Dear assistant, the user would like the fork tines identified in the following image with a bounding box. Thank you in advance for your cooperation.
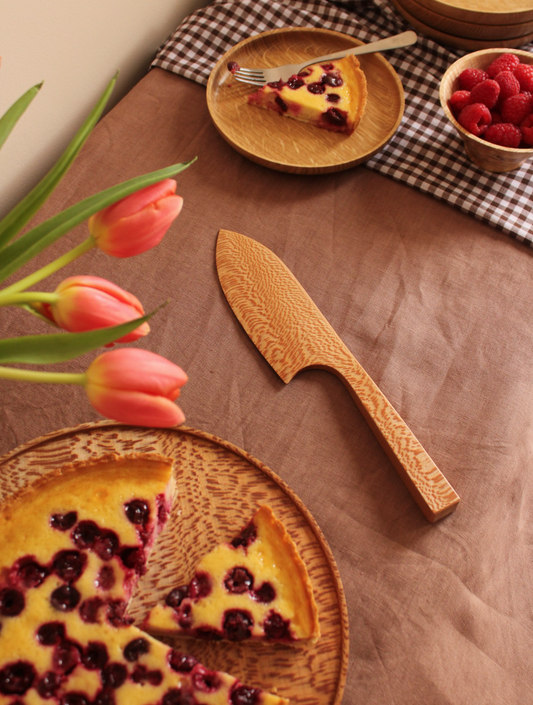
[234,76,265,86]
[234,68,263,76]
[233,69,266,86]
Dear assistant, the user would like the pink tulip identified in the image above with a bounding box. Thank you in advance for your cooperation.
[39,276,149,343]
[88,179,183,257]
[85,348,188,427]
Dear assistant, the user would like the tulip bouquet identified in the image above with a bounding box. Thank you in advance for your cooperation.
[0,73,193,427]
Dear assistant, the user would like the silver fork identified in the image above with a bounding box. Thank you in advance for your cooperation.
[232,30,417,86]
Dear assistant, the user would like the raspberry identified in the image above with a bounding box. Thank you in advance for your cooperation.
[449,90,471,115]
[494,70,520,102]
[457,103,491,136]
[486,53,521,78]
[501,92,533,125]
[490,111,503,124]
[484,123,522,148]
[520,114,533,146]
[458,67,488,91]
[469,79,500,109]
[513,63,533,93]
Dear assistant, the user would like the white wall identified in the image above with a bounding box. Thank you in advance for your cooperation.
[0,0,207,218]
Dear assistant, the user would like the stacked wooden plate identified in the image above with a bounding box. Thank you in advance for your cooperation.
[389,0,533,50]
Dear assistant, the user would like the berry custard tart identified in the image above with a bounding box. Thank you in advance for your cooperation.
[245,54,367,135]
[0,454,288,705]
[143,505,320,644]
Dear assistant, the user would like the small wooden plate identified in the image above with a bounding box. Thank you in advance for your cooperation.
[396,0,533,39]
[391,0,533,49]
[206,27,405,174]
[413,0,533,25]
[0,421,348,705]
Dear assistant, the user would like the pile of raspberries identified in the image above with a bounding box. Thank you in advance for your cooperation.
[448,53,533,148]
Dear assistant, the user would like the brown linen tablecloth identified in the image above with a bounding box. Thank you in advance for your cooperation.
[1,69,533,704]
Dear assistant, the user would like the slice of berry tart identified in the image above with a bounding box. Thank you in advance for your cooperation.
[0,454,288,705]
[143,505,320,644]
[245,54,367,135]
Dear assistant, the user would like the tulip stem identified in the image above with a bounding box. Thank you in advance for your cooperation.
[0,366,86,385]
[0,292,59,307]
[0,237,95,296]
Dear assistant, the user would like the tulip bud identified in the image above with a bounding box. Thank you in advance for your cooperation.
[88,179,183,257]
[39,276,149,343]
[85,348,188,427]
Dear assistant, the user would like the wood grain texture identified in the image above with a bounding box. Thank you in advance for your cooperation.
[216,230,460,523]
[390,0,533,48]
[412,0,533,25]
[439,49,533,172]
[0,421,348,705]
[394,0,533,40]
[206,27,404,174]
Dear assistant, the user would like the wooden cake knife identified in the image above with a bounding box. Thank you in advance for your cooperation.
[215,229,460,522]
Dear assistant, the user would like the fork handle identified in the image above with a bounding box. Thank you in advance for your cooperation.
[298,30,417,72]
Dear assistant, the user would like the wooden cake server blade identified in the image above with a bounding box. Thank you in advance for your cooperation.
[215,229,460,523]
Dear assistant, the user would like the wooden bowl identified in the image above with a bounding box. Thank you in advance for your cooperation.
[439,48,533,172]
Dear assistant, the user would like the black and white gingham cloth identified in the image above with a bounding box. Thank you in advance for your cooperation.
[152,0,533,246]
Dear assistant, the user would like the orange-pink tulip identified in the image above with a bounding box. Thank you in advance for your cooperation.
[88,179,183,257]
[85,348,188,427]
[39,276,149,343]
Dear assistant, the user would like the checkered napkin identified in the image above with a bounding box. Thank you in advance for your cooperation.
[152,0,533,246]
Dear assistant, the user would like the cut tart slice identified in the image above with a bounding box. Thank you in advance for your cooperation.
[246,54,367,135]
[0,454,289,705]
[144,505,320,644]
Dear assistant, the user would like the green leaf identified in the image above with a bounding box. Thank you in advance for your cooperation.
[0,82,42,152]
[0,157,196,285]
[0,310,158,364]
[0,73,118,251]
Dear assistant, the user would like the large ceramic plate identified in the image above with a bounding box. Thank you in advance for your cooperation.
[206,27,405,174]
[0,421,349,705]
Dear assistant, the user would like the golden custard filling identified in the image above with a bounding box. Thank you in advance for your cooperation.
[144,505,320,643]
